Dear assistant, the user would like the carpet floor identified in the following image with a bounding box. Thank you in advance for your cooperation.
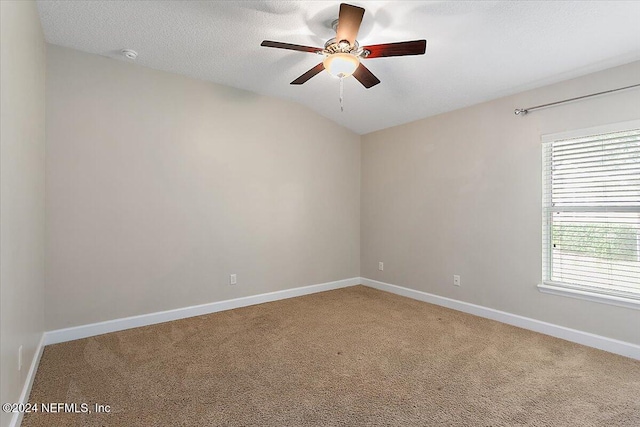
[23,285,640,426]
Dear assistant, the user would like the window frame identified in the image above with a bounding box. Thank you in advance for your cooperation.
[539,119,640,310]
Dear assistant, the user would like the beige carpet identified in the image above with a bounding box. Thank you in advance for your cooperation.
[23,286,640,426]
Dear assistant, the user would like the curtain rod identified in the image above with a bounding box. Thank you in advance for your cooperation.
[514,83,640,116]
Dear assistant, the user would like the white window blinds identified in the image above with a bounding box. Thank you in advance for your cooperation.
[542,122,640,302]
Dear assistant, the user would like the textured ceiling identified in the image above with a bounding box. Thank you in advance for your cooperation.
[37,1,640,135]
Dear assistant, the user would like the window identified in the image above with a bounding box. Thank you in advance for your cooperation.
[540,120,640,309]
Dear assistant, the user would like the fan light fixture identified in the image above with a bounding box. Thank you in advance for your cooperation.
[261,3,427,90]
[323,53,360,78]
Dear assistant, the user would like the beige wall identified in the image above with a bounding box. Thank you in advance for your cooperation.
[0,1,47,426]
[45,45,361,330]
[35,32,640,349]
[361,61,640,345]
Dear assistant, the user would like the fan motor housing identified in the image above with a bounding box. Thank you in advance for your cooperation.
[322,38,369,58]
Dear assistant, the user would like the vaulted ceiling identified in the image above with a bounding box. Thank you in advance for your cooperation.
[37,1,640,134]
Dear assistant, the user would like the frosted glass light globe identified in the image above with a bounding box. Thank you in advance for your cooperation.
[323,53,360,78]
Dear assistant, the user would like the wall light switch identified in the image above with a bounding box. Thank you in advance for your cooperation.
[453,275,460,286]
[230,274,237,285]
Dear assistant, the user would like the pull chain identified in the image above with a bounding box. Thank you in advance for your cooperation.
[339,76,344,112]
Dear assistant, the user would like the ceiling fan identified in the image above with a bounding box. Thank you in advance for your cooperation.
[261,3,427,89]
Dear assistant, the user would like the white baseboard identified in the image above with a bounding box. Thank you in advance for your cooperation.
[10,333,45,427]
[42,276,640,359]
[360,277,640,360]
[44,277,361,345]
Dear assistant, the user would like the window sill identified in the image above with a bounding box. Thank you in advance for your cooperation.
[538,282,640,310]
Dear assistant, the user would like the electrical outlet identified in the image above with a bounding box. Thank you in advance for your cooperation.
[229,274,237,285]
[378,262,384,271]
[453,275,460,287]
[18,345,23,371]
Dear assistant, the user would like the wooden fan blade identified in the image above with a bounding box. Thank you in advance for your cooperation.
[291,63,325,85]
[261,40,322,54]
[352,63,380,89]
[336,3,365,47]
[363,40,427,58]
